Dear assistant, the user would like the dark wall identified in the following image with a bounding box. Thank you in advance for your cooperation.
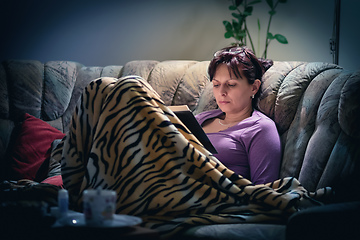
[0,0,358,70]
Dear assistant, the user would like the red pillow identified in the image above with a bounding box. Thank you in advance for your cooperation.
[9,113,65,182]
[41,175,63,187]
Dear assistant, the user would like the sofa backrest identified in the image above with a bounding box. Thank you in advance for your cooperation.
[1,59,359,192]
[259,62,360,192]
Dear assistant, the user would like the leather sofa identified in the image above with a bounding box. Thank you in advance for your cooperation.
[1,59,359,240]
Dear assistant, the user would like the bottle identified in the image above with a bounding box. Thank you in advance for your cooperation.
[58,189,69,219]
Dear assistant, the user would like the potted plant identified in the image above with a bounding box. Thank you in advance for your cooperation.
[223,0,288,58]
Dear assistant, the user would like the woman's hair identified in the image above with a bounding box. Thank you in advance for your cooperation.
[208,46,273,109]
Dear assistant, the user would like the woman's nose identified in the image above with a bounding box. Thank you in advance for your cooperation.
[220,86,227,96]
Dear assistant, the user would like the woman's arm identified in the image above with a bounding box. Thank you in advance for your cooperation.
[248,119,281,184]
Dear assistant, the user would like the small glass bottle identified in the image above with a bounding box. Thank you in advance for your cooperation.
[58,189,69,219]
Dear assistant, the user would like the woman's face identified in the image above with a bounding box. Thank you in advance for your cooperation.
[212,64,257,115]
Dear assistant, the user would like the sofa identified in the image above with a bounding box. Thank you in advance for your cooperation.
[0,59,359,240]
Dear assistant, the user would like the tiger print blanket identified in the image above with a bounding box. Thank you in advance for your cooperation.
[58,76,331,238]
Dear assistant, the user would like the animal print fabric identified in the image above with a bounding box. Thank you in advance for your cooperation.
[60,76,330,238]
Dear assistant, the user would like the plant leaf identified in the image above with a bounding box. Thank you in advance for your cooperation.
[265,0,274,9]
[248,0,262,5]
[279,0,287,3]
[267,32,275,39]
[234,34,242,42]
[232,12,242,19]
[223,20,233,31]
[235,0,244,7]
[275,34,288,44]
[257,18,261,30]
[223,20,231,26]
[232,20,241,31]
[229,5,237,11]
[269,10,276,15]
[225,31,234,38]
[244,6,253,16]
[239,29,247,37]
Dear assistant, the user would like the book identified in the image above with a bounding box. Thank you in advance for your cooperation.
[168,105,217,154]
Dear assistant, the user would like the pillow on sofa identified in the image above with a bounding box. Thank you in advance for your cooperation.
[41,175,63,186]
[8,113,65,183]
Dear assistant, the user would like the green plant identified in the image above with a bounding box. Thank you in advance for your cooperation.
[223,0,288,58]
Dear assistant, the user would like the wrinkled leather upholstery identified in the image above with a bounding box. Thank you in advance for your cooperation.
[1,59,359,194]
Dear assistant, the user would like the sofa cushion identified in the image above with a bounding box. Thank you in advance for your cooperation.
[8,113,65,182]
[0,119,15,181]
[183,223,286,240]
[147,60,198,106]
[0,119,14,161]
[286,201,360,240]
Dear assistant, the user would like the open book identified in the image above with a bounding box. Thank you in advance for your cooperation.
[168,105,217,154]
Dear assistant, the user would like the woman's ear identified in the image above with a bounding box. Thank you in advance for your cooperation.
[252,79,261,95]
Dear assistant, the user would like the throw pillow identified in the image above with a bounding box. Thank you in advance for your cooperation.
[41,175,63,186]
[9,113,65,182]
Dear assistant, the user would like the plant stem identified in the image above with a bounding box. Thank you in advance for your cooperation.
[263,0,279,58]
[245,25,256,55]
[263,16,272,58]
[242,0,256,54]
[234,0,245,46]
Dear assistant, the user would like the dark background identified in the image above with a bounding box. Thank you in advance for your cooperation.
[0,0,358,70]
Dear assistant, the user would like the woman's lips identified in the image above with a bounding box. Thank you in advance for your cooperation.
[218,101,230,104]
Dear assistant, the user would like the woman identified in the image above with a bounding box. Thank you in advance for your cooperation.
[196,46,281,184]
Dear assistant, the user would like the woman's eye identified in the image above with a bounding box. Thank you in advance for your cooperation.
[228,84,236,87]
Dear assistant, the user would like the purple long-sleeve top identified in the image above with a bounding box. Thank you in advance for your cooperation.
[195,109,281,184]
